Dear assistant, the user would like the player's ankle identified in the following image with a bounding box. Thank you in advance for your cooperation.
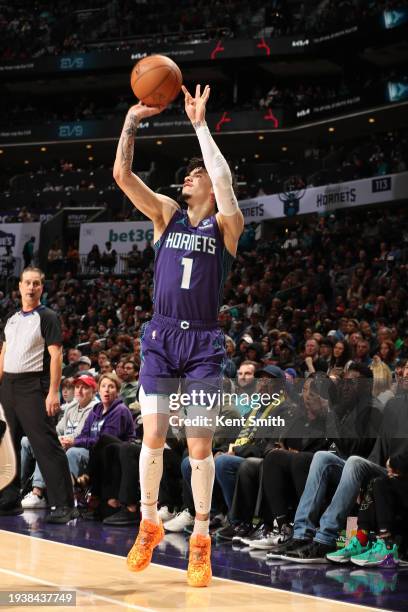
[141,502,160,524]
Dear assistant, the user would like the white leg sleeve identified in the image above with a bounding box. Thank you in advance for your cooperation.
[139,443,164,524]
[189,454,215,515]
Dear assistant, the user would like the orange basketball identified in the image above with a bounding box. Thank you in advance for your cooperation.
[130,55,183,107]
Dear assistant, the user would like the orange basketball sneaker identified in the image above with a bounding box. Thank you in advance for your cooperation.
[127,519,164,572]
[187,534,212,587]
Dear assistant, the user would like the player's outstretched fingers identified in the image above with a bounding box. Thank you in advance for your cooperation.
[181,85,193,102]
[202,85,210,103]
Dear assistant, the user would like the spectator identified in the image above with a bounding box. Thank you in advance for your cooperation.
[327,340,351,378]
[354,339,372,366]
[378,339,397,372]
[58,377,76,419]
[234,360,258,416]
[73,373,134,454]
[297,338,328,377]
[86,245,101,271]
[20,374,97,508]
[22,237,35,268]
[47,242,63,275]
[120,360,139,409]
[371,356,394,409]
[100,242,117,272]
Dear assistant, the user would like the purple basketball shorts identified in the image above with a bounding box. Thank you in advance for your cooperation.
[139,313,226,417]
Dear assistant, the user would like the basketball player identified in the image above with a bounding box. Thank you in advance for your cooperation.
[113,84,244,587]
[0,405,16,492]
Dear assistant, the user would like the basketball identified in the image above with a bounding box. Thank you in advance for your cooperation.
[130,54,183,107]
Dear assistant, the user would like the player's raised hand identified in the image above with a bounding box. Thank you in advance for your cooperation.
[127,102,164,121]
[182,84,210,125]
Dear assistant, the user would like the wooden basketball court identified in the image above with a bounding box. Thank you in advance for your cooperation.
[0,530,383,611]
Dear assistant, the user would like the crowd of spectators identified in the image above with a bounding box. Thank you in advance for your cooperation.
[0,1,406,61]
[2,204,408,371]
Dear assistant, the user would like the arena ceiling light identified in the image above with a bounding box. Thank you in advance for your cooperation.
[40,147,47,152]
[281,146,288,151]
[328,127,335,132]
[258,135,264,140]
[254,153,260,159]
[24,160,29,164]
[156,140,163,145]
[368,117,376,123]
[88,156,94,161]
[0,149,3,154]
[86,144,93,149]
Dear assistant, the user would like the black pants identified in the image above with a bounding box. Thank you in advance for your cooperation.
[261,450,314,525]
[87,434,122,499]
[89,437,183,508]
[0,373,73,507]
[230,457,263,524]
[359,475,408,536]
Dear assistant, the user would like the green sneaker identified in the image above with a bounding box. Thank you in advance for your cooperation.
[351,538,399,567]
[326,536,371,564]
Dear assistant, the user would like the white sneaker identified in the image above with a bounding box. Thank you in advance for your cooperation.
[249,528,280,550]
[22,491,48,509]
[158,506,177,523]
[163,508,194,532]
[249,524,293,550]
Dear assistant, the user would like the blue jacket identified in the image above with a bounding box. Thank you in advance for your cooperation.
[74,397,135,449]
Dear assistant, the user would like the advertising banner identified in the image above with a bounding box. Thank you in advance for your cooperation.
[239,172,408,223]
[0,36,308,77]
[0,109,284,145]
[79,221,153,255]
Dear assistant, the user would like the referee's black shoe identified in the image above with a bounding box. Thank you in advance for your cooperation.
[0,498,23,515]
[45,506,79,524]
[0,486,23,516]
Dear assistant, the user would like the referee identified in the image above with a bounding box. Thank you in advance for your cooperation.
[0,267,76,523]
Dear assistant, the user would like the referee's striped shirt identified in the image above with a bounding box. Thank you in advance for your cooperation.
[1,305,62,380]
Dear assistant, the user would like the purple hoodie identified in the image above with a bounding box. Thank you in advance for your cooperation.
[74,398,135,450]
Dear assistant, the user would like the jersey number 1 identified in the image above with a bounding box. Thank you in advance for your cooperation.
[180,257,193,289]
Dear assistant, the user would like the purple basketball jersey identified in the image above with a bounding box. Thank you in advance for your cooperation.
[153,210,234,322]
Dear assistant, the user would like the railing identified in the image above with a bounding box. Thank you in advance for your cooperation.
[46,254,148,277]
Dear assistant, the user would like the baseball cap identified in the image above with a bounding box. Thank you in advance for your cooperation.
[74,375,97,390]
[284,368,297,379]
[241,334,253,344]
[78,356,92,366]
[255,365,285,379]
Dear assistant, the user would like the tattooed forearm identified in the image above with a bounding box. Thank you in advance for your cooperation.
[193,120,207,130]
[119,114,139,171]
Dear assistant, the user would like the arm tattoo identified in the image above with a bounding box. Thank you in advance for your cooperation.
[193,120,207,130]
[120,114,139,170]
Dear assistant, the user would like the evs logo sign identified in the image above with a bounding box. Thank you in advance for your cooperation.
[60,57,85,70]
[58,125,84,138]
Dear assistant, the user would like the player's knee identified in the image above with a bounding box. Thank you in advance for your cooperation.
[188,439,212,460]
